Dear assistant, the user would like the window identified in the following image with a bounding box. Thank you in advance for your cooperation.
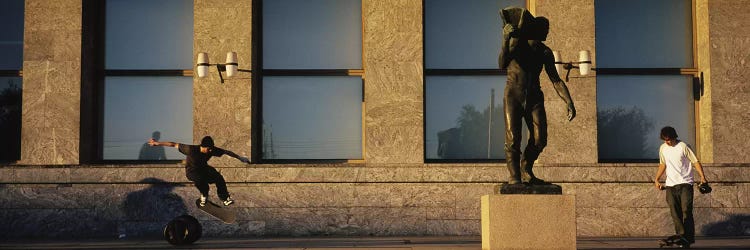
[595,0,696,161]
[0,0,24,162]
[101,0,193,160]
[424,0,525,161]
[261,0,363,160]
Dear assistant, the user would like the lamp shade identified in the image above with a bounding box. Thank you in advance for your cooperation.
[196,52,209,78]
[552,51,563,75]
[225,52,238,77]
[578,50,591,76]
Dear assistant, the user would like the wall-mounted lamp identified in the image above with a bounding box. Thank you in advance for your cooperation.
[196,52,251,83]
[553,50,594,82]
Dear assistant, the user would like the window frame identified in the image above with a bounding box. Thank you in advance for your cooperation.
[254,0,366,163]
[594,0,700,163]
[0,0,25,163]
[84,0,193,164]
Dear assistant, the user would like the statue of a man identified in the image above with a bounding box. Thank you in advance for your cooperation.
[499,10,576,185]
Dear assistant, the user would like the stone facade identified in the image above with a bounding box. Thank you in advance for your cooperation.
[4,0,750,239]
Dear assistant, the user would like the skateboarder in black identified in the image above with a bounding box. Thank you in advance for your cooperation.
[149,136,250,206]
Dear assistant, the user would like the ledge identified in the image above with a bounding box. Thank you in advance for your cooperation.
[1,163,747,184]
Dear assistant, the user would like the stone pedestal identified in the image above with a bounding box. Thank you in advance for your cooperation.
[481,194,576,250]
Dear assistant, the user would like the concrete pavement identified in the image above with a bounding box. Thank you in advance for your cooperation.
[2,236,750,249]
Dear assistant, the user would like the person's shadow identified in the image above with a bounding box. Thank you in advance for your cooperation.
[139,131,166,160]
[119,178,187,238]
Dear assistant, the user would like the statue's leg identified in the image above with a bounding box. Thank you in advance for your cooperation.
[521,100,548,184]
[503,92,523,184]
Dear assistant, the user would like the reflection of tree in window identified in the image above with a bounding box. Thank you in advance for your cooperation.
[0,80,21,161]
[597,106,654,160]
[437,104,504,159]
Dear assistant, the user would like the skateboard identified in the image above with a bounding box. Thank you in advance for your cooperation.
[195,199,237,224]
[659,235,690,248]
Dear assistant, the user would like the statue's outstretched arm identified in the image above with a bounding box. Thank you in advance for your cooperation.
[544,48,576,121]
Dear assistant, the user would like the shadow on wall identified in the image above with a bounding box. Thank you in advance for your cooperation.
[701,214,750,236]
[119,178,187,238]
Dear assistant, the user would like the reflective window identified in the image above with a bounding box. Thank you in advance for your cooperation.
[595,0,695,161]
[106,0,193,69]
[263,0,361,69]
[425,0,525,69]
[103,77,193,160]
[0,0,24,162]
[424,0,525,161]
[263,76,362,159]
[597,76,695,160]
[425,76,508,159]
[0,78,22,162]
[103,0,193,160]
[261,0,363,160]
[595,0,692,68]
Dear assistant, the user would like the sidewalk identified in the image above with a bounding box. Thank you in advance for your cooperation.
[2,236,750,249]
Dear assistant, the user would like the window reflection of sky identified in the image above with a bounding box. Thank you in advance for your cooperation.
[263,0,361,69]
[595,0,692,68]
[425,0,525,69]
[263,76,362,159]
[0,0,24,70]
[103,77,193,160]
[105,0,193,69]
[597,75,695,160]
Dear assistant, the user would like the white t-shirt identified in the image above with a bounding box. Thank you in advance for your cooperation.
[659,141,700,187]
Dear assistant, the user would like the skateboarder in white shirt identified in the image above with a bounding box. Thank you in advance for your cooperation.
[653,126,708,247]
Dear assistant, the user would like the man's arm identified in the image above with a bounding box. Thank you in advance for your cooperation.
[222,149,250,164]
[694,162,708,184]
[654,163,666,190]
[148,138,179,148]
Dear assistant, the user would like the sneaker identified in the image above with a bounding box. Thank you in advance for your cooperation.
[199,196,207,207]
[222,197,234,206]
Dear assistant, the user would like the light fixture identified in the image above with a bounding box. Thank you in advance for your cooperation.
[553,50,594,82]
[195,52,251,83]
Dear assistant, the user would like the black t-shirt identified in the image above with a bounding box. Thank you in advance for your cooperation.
[178,144,226,176]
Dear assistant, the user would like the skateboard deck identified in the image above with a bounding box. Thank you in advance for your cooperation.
[658,235,690,248]
[195,199,236,224]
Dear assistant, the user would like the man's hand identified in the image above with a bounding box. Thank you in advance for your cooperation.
[238,156,250,164]
[654,180,664,191]
[148,138,159,146]
[567,103,576,121]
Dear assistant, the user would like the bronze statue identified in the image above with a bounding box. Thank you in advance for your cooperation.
[499,8,575,185]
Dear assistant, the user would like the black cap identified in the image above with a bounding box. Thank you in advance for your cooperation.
[200,136,214,147]
[698,183,712,194]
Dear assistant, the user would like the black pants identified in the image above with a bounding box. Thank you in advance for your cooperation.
[666,183,695,243]
[188,166,229,200]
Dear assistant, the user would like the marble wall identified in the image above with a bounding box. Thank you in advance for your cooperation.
[363,0,424,164]
[706,0,750,163]
[193,0,254,165]
[20,0,82,165]
[1,164,749,238]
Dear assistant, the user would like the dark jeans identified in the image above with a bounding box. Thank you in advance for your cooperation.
[666,183,695,243]
[188,166,229,200]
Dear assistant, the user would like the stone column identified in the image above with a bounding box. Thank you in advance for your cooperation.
[534,0,598,164]
[705,0,750,163]
[363,0,424,164]
[21,0,82,165]
[193,0,253,165]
